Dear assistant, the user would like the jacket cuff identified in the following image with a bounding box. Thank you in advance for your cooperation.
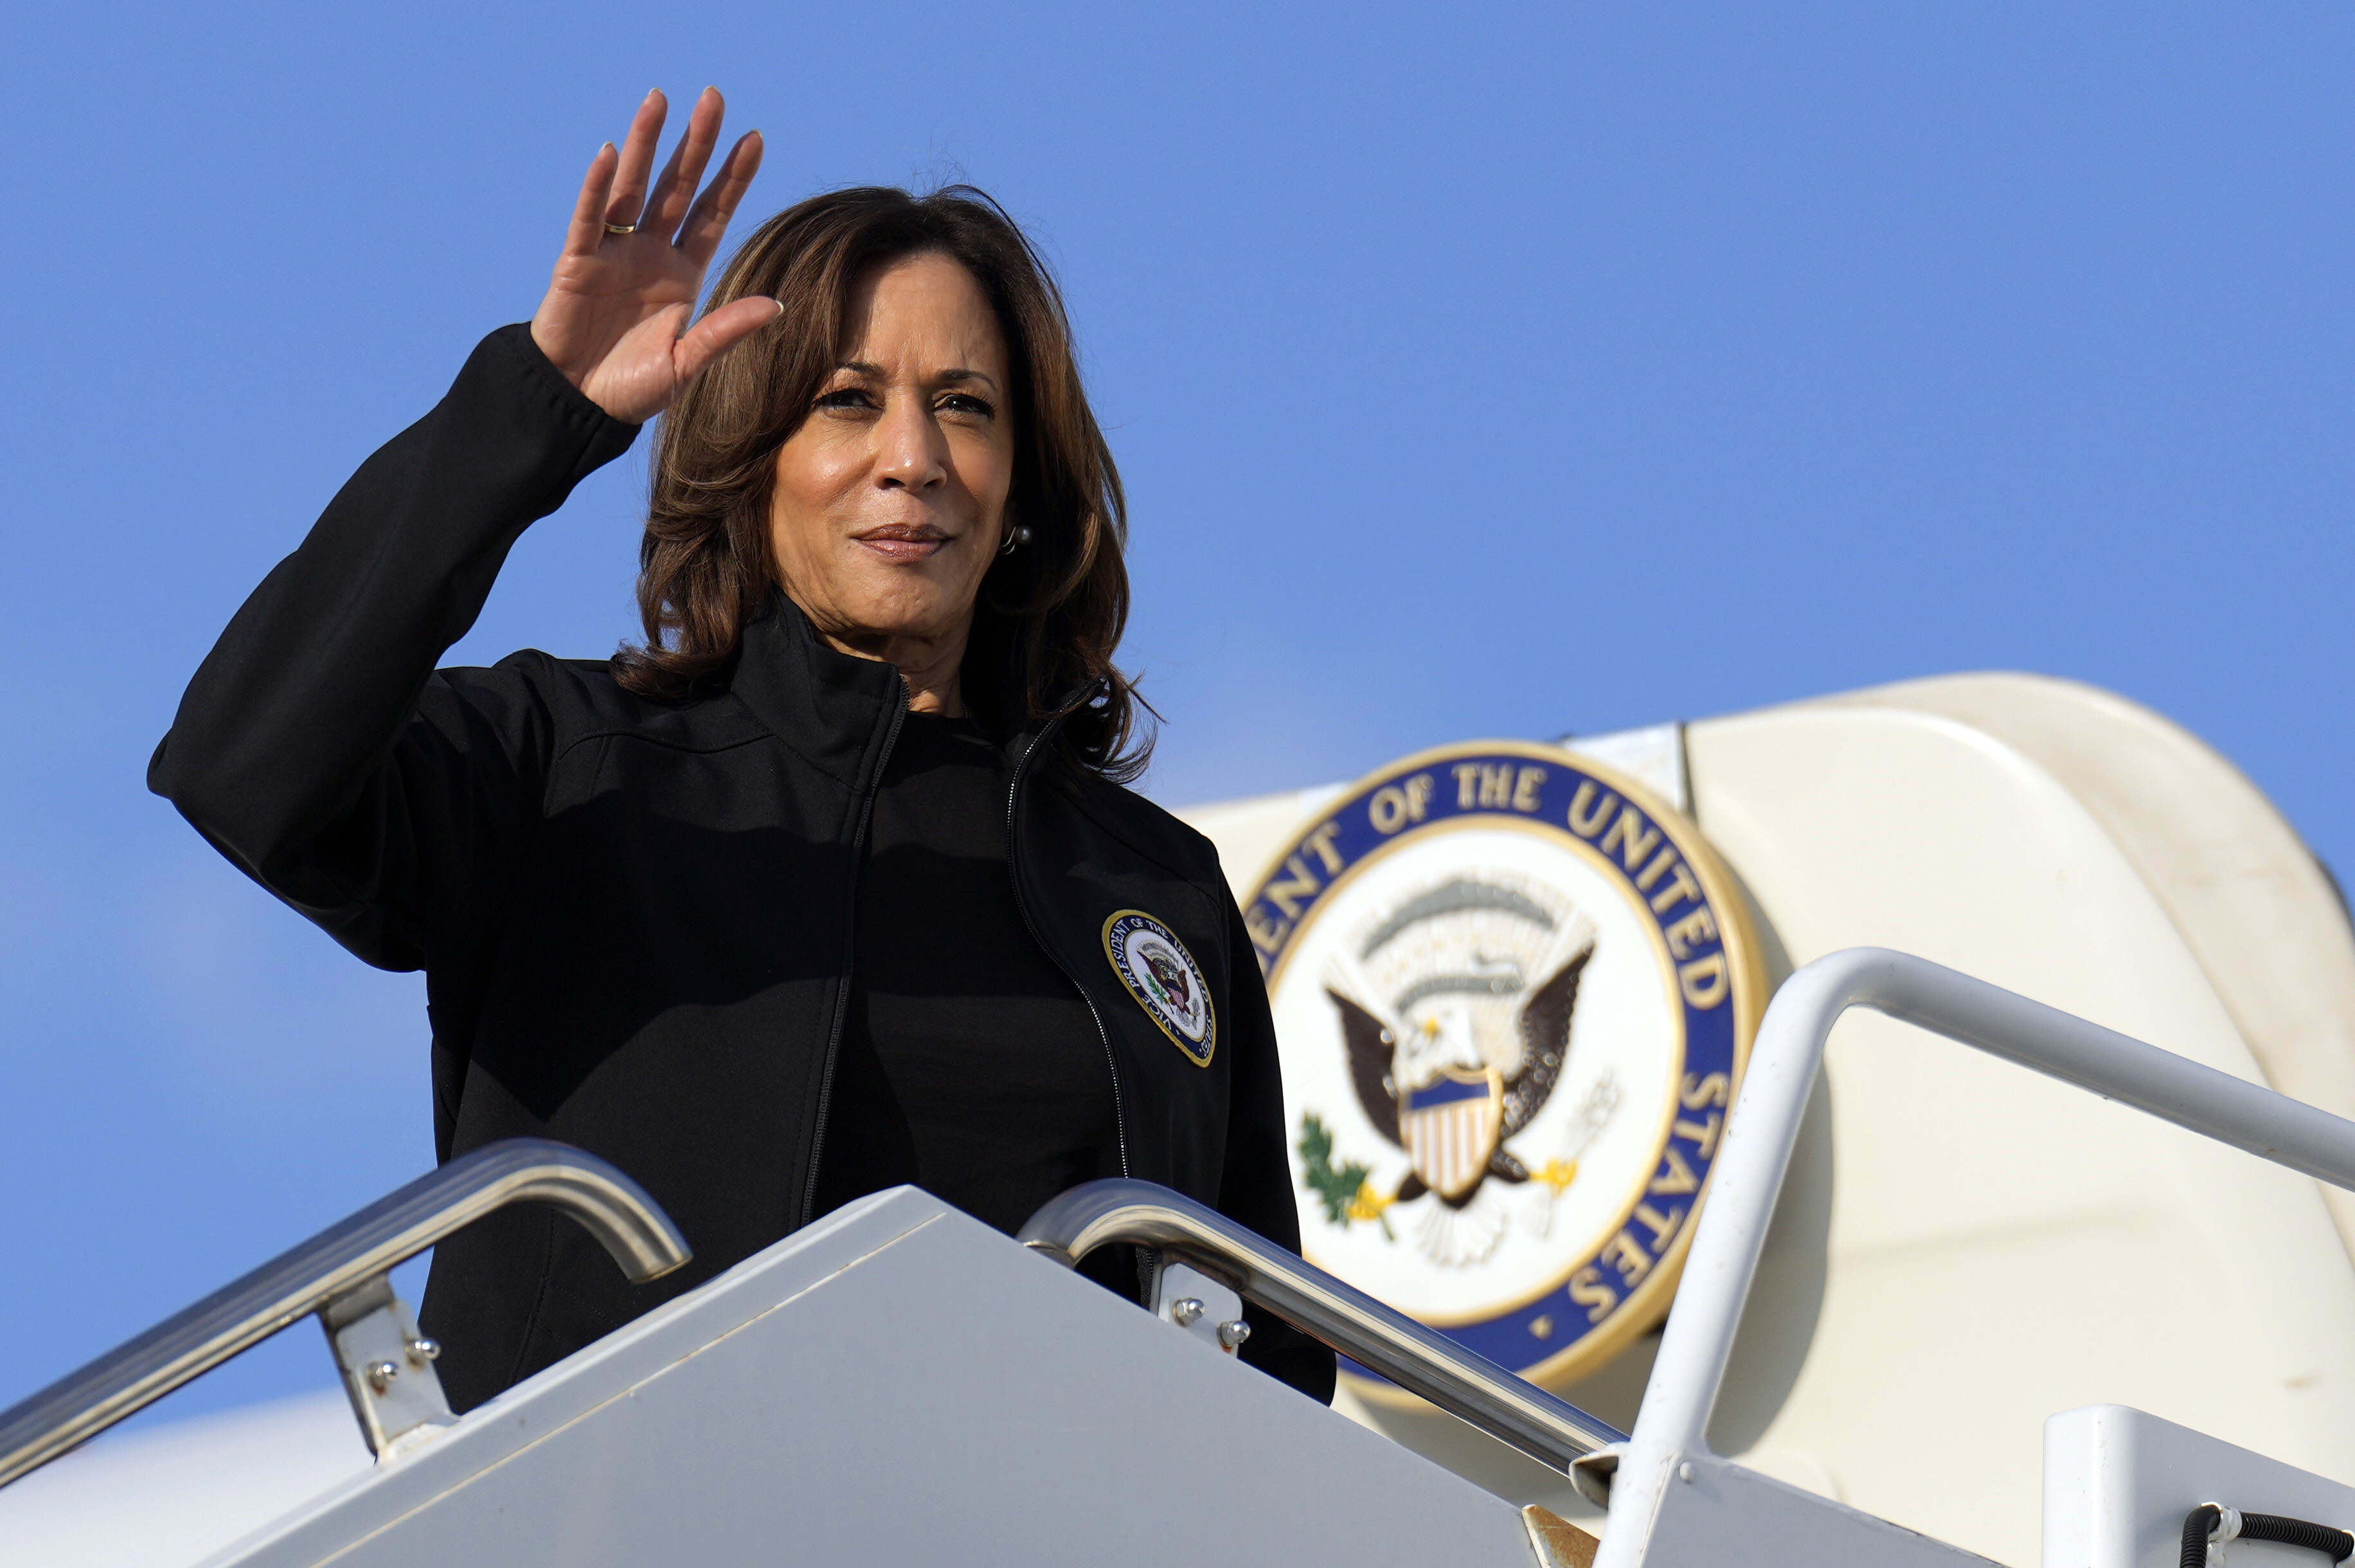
[478,322,644,474]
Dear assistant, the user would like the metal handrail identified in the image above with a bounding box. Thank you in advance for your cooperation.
[1018,1179,1627,1470]
[1593,947,2355,1568]
[0,1137,688,1489]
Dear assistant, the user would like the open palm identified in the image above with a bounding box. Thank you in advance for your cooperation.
[530,88,777,425]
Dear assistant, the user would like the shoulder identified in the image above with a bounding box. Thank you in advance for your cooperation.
[1067,773,1230,896]
[431,651,772,756]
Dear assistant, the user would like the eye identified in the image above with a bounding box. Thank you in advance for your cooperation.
[815,386,876,411]
[939,392,996,419]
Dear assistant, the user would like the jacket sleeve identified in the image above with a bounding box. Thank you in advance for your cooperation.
[1217,897,1340,1404]
[148,325,641,972]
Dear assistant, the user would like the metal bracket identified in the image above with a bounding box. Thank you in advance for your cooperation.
[320,1274,455,1459]
[1152,1260,1248,1357]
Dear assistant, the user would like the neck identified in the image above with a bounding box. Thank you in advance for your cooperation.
[814,623,969,717]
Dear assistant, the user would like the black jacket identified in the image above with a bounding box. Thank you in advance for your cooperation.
[150,325,1334,1408]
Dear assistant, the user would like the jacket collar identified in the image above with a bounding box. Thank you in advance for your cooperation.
[726,592,1058,786]
[727,593,906,788]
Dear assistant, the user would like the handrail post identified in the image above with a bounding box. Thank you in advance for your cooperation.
[319,1274,455,1458]
[1595,949,1883,1568]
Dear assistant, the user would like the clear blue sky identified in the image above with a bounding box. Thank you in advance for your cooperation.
[4,1,2351,1424]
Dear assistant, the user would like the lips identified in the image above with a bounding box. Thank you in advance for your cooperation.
[850,525,953,564]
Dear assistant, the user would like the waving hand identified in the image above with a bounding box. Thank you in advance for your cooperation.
[530,88,779,425]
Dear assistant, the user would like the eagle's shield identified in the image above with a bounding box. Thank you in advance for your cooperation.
[1399,1067,1505,1200]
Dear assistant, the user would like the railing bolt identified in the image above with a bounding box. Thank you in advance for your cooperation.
[1217,1320,1251,1350]
[1170,1298,1205,1327]
[366,1360,401,1393]
[406,1337,440,1368]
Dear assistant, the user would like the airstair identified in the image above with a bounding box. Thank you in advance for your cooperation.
[8,948,2355,1568]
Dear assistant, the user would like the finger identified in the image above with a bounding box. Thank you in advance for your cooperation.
[605,89,668,229]
[562,142,620,258]
[673,295,782,383]
[676,130,765,269]
[646,86,726,243]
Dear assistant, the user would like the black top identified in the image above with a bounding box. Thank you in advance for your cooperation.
[811,710,1117,1233]
[148,325,1332,1409]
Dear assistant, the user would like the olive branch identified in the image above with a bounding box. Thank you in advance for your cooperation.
[1297,1113,1395,1240]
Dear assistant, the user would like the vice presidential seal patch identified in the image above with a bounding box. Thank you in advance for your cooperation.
[1243,740,1762,1392]
[1104,910,1215,1067]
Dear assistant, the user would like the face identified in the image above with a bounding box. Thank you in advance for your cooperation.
[768,251,1016,660]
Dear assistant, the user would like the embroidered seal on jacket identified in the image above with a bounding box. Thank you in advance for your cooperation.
[1104,910,1215,1066]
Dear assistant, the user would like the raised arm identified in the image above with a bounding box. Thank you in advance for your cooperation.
[150,89,774,971]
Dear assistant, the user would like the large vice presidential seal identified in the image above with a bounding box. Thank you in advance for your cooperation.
[1242,740,1762,1391]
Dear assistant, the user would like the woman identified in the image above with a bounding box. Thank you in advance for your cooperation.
[151,87,1332,1408]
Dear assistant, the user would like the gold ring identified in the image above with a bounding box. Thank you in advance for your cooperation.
[604,222,637,236]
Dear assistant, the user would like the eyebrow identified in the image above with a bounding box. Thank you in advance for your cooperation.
[836,361,1001,394]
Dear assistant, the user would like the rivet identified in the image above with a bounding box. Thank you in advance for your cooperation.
[1678,1461,1694,1483]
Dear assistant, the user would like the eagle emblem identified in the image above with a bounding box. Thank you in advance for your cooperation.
[1143,947,1194,1015]
[1309,875,1610,1267]
[1329,941,1589,1207]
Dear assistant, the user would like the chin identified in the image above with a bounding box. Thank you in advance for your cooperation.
[841,583,969,641]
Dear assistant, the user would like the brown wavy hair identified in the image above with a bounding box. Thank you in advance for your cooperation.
[614,185,1148,781]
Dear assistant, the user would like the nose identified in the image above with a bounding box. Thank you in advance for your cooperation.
[873,393,948,492]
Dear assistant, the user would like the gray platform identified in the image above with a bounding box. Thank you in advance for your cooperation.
[203,1187,1543,1567]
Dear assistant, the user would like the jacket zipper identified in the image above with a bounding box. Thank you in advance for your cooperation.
[796,696,908,1229]
[1006,717,1132,1180]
